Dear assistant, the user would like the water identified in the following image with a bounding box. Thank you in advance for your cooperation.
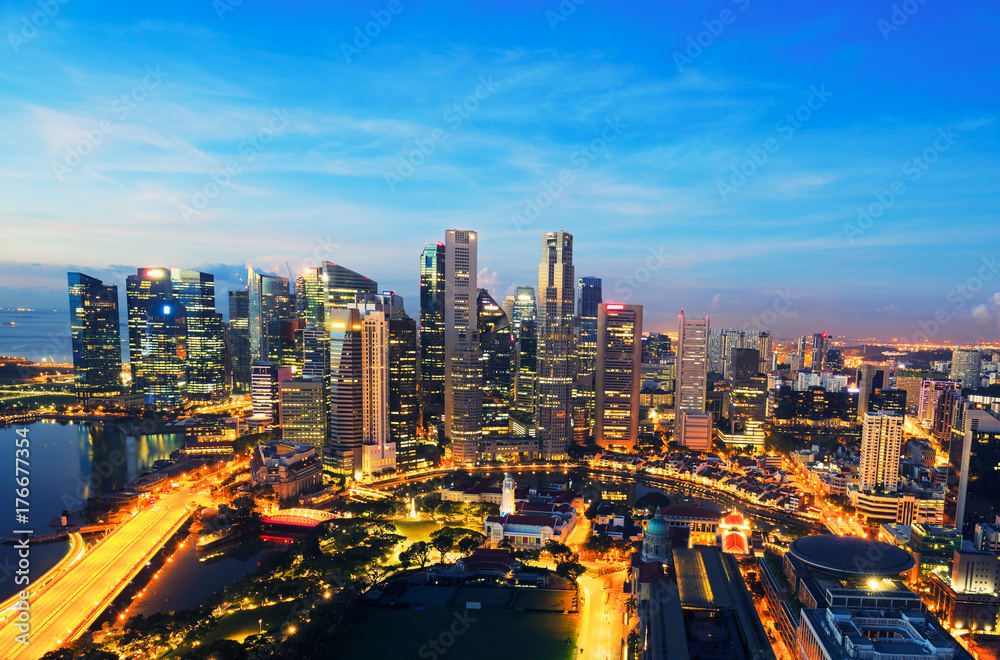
[0,309,128,364]
[129,536,264,616]
[0,421,185,600]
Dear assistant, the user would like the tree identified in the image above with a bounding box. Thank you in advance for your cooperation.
[406,541,432,568]
[543,540,574,563]
[556,560,586,581]
[431,529,455,560]
[457,532,485,556]
[635,493,668,514]
[181,639,248,659]
[585,533,614,558]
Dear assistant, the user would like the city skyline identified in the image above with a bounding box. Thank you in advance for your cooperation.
[2,1,999,342]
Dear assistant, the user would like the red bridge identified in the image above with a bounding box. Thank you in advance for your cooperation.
[261,508,336,528]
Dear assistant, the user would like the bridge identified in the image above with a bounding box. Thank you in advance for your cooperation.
[261,508,336,528]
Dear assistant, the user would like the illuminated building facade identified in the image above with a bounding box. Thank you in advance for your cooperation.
[576,276,602,375]
[444,229,478,445]
[68,272,123,400]
[595,303,642,450]
[327,309,363,476]
[279,378,327,447]
[228,290,251,392]
[537,231,575,459]
[247,267,292,363]
[170,268,224,397]
[859,410,904,493]
[676,310,711,450]
[419,242,446,426]
[126,267,171,393]
[142,299,187,407]
[478,289,514,435]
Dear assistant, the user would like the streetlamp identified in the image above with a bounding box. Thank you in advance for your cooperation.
[258,618,262,634]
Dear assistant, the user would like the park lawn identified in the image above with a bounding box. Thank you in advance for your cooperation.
[332,606,580,660]
[164,600,301,658]
[393,519,482,545]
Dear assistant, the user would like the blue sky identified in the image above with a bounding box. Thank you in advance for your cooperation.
[1,0,998,343]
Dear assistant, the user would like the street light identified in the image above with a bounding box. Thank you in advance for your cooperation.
[259,618,262,634]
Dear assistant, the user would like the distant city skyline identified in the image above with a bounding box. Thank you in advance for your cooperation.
[2,1,998,343]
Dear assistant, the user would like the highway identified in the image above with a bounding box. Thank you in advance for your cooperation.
[0,487,206,659]
[0,533,85,620]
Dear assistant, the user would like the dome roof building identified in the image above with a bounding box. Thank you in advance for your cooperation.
[641,507,672,563]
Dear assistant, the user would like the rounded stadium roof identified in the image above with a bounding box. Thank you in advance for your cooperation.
[788,535,915,577]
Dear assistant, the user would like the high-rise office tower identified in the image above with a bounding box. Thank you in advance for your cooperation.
[675,311,711,451]
[361,311,394,475]
[443,229,478,442]
[729,373,767,435]
[322,262,378,311]
[279,378,327,446]
[511,286,537,339]
[328,309,363,476]
[126,267,171,393]
[297,267,326,326]
[795,335,809,371]
[301,323,329,381]
[918,378,961,427]
[251,360,290,423]
[353,291,405,318]
[420,243,447,427]
[595,303,642,449]
[730,348,760,383]
[576,276,602,376]
[641,333,670,365]
[450,341,483,467]
[388,316,420,470]
[951,349,982,390]
[68,273,123,400]
[142,298,187,407]
[170,269,224,396]
[811,332,828,371]
[856,364,887,420]
[247,267,292,363]
[479,289,514,435]
[744,331,772,374]
[859,410,904,493]
[948,403,1000,532]
[870,388,907,415]
[708,329,744,379]
[228,291,251,392]
[537,231,575,458]
[824,349,844,372]
[515,319,538,416]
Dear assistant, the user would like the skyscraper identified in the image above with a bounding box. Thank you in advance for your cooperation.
[537,231,575,458]
[279,378,327,446]
[228,290,251,392]
[388,316,420,470]
[811,332,828,371]
[511,286,537,338]
[251,360,290,424]
[676,311,711,451]
[419,243,446,427]
[322,262,379,311]
[361,311,395,475]
[142,299,187,407]
[918,378,961,427]
[478,289,514,435]
[68,273,123,400]
[859,410,904,493]
[443,229,478,443]
[951,348,982,390]
[247,267,292,363]
[731,348,760,382]
[327,309,363,476]
[170,269,224,396]
[515,318,538,416]
[576,276,602,376]
[450,343,483,467]
[126,267,170,393]
[856,364,887,420]
[595,303,642,450]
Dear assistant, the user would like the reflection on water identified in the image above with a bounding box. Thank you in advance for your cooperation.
[0,421,185,600]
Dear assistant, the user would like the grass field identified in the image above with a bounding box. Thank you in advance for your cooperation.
[392,519,481,545]
[512,589,576,612]
[332,606,580,660]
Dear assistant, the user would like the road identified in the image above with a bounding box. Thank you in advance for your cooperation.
[578,572,626,660]
[0,532,85,619]
[0,487,207,660]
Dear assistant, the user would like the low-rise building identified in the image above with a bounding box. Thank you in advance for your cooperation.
[797,607,971,660]
[250,441,323,501]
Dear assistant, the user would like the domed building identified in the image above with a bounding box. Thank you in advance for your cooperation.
[641,507,672,562]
